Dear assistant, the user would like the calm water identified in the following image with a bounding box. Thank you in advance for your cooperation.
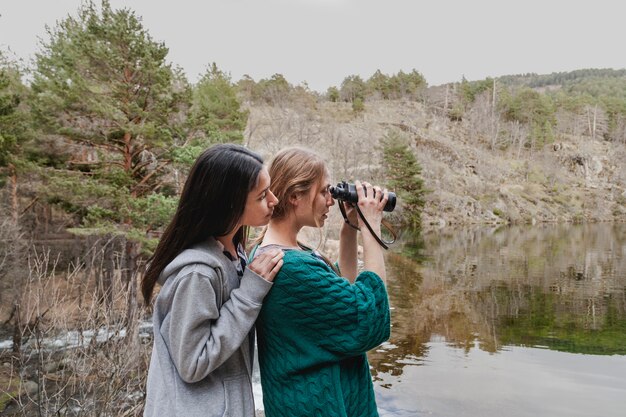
[369,223,626,417]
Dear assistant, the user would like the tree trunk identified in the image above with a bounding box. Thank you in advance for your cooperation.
[490,79,498,149]
[124,131,133,174]
[9,163,18,225]
[11,304,21,354]
[124,239,141,326]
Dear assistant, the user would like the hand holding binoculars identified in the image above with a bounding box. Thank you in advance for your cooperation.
[329,181,397,212]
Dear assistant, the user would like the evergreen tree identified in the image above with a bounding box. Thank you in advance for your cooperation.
[326,86,340,102]
[352,97,365,113]
[255,73,292,105]
[0,53,30,174]
[381,131,426,230]
[340,75,366,103]
[188,63,248,146]
[0,52,32,223]
[367,69,391,99]
[28,0,190,311]
[500,88,556,149]
[390,69,427,100]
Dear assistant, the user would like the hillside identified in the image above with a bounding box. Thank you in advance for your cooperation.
[244,98,626,229]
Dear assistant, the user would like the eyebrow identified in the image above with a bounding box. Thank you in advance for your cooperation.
[257,186,270,197]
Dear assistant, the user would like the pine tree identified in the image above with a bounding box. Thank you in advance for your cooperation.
[29,0,190,313]
[189,63,248,145]
[0,52,31,222]
[381,131,426,230]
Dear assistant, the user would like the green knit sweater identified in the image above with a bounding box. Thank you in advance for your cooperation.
[256,249,390,417]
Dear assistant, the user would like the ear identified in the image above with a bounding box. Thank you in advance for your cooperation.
[289,192,300,207]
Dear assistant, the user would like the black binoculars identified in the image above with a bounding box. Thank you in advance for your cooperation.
[329,181,397,212]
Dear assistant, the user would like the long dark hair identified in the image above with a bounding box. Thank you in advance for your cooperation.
[142,144,264,304]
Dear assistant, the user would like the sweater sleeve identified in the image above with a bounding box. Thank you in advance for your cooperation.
[159,267,272,383]
[272,253,390,357]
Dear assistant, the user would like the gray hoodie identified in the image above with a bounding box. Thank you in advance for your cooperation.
[144,238,273,417]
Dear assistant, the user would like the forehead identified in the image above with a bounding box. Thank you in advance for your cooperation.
[255,167,270,189]
[318,174,332,190]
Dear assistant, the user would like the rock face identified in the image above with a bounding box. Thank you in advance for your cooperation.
[246,101,626,227]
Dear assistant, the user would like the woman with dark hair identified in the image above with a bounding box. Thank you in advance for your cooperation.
[142,143,283,417]
[252,147,390,417]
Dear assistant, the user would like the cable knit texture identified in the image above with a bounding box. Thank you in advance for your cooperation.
[256,249,390,417]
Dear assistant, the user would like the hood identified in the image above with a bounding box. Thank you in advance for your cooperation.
[157,237,224,286]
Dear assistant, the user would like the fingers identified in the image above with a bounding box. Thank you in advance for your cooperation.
[265,257,284,281]
[356,181,375,201]
[249,249,284,282]
[353,181,387,231]
[372,185,382,200]
[355,180,366,200]
[378,188,389,210]
[355,181,386,205]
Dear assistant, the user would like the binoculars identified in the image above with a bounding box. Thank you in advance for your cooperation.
[329,181,397,212]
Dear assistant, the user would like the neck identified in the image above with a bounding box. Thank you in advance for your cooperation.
[216,227,239,256]
[262,216,302,248]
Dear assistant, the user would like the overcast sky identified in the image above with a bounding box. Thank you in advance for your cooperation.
[1,0,625,92]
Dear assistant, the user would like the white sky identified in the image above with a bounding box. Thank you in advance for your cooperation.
[1,0,625,92]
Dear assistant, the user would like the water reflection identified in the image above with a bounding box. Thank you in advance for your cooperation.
[369,223,626,416]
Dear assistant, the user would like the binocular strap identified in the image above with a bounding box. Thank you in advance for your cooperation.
[338,203,397,250]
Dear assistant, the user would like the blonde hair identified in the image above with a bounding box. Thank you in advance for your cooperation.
[267,147,328,221]
[253,147,338,272]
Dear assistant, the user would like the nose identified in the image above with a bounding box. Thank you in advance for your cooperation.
[328,195,335,207]
[268,190,279,207]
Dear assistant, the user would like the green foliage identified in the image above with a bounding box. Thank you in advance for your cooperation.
[189,63,248,144]
[497,290,626,355]
[500,88,556,148]
[448,103,465,122]
[389,69,427,100]
[30,0,189,186]
[171,144,205,166]
[45,166,176,237]
[326,86,339,102]
[340,74,366,103]
[381,131,426,229]
[0,53,30,170]
[351,97,364,113]
[498,68,626,89]
[460,77,494,104]
[336,69,427,103]
[367,69,392,99]
[243,73,293,105]
[28,0,190,244]
[496,68,626,142]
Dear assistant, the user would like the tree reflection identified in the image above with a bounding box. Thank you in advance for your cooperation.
[369,224,626,382]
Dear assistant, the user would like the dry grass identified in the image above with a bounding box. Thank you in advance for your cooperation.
[0,232,150,417]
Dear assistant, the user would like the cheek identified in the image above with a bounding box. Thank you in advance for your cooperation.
[314,196,325,212]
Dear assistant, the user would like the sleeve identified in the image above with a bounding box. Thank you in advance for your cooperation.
[161,267,272,383]
[273,254,390,357]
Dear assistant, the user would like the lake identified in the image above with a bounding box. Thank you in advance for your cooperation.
[369,223,626,417]
[255,223,626,416]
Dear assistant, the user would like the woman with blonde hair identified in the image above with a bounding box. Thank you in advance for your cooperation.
[252,147,390,417]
